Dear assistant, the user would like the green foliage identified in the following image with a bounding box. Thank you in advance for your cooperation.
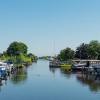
[75,40,100,59]
[7,41,28,56]
[27,53,37,61]
[75,43,89,59]
[60,64,71,72]
[57,40,100,60]
[15,53,32,63]
[88,40,100,59]
[58,48,75,61]
[0,41,37,66]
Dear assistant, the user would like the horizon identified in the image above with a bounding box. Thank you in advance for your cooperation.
[0,0,100,56]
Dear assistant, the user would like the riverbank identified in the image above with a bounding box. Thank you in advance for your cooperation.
[0,54,37,67]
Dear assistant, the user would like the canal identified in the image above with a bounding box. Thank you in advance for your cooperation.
[0,60,100,100]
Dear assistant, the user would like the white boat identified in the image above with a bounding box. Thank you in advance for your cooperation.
[0,61,13,73]
[0,62,8,68]
[0,62,8,77]
[72,62,87,71]
[73,63,86,67]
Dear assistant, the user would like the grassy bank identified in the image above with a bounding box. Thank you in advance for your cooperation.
[60,64,72,71]
[0,54,37,68]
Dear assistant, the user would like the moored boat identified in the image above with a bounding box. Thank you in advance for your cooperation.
[0,62,7,78]
[72,62,87,71]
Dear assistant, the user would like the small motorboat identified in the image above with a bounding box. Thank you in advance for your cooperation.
[72,62,86,71]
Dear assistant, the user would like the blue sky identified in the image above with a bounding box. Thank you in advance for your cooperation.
[0,0,100,56]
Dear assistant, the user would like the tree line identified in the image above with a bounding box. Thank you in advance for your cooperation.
[57,40,100,61]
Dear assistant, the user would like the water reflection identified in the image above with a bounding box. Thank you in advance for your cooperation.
[76,72,100,92]
[49,67,59,74]
[49,66,100,92]
[60,68,72,79]
[49,66,72,79]
[0,61,100,100]
[0,67,28,91]
[10,67,27,85]
[0,77,7,92]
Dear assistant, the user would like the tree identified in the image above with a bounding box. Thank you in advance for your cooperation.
[7,41,28,56]
[0,53,3,58]
[75,43,89,59]
[75,40,100,59]
[58,47,75,61]
[88,40,100,59]
[27,53,37,61]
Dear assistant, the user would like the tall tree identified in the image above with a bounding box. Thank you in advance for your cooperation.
[88,40,100,59]
[58,47,75,61]
[75,43,89,59]
[7,41,28,56]
[75,40,100,59]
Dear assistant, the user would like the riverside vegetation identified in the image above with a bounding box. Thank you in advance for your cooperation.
[57,40,100,71]
[0,40,100,69]
[0,41,37,67]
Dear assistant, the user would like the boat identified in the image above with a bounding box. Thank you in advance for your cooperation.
[72,62,87,71]
[49,61,61,67]
[73,63,86,67]
[0,62,8,78]
[0,61,14,77]
[4,61,14,67]
[93,64,100,74]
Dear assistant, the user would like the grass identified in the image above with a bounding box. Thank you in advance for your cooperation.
[60,64,72,71]
[0,54,33,68]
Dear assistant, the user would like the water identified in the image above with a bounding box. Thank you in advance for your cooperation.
[0,60,100,100]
